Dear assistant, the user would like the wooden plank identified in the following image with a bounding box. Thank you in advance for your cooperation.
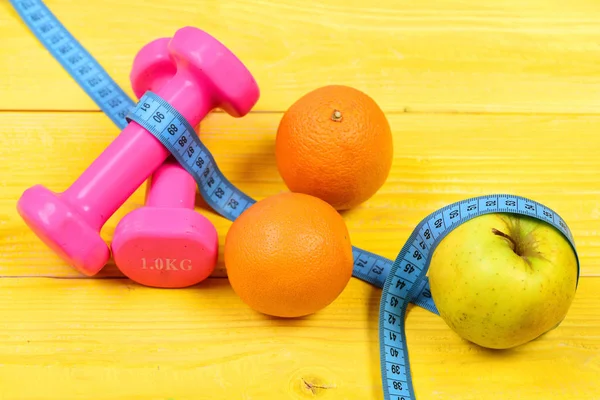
[2,0,600,113]
[0,276,597,399]
[1,111,599,278]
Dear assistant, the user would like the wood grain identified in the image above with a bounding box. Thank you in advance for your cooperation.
[0,276,597,400]
[2,0,600,113]
[1,111,599,278]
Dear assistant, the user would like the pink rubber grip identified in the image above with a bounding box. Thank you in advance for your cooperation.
[16,26,260,276]
[146,160,197,209]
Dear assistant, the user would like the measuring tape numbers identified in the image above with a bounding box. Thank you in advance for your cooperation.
[10,0,133,128]
[125,92,257,221]
[10,1,581,399]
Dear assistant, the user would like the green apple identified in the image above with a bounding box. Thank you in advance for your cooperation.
[427,213,578,349]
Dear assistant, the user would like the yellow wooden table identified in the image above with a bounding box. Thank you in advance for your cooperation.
[1,1,599,399]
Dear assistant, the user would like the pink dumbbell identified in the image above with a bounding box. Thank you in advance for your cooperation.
[16,26,260,276]
[111,37,218,288]
[112,158,218,288]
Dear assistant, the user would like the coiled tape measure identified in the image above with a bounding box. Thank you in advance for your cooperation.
[10,1,580,398]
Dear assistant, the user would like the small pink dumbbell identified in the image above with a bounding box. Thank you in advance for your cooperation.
[112,158,218,288]
[16,27,260,276]
[111,37,218,288]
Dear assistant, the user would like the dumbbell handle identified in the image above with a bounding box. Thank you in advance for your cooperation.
[145,158,197,209]
[62,73,211,231]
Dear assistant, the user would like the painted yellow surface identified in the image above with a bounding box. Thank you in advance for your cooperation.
[2,0,600,113]
[0,0,599,399]
[0,277,598,400]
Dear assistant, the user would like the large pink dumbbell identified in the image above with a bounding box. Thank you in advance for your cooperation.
[16,27,260,276]
[111,38,218,288]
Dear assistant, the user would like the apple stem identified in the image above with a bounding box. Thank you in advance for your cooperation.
[492,228,518,252]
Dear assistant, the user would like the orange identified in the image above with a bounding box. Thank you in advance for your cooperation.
[224,192,354,318]
[275,85,393,211]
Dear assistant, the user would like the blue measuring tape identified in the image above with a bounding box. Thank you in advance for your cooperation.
[10,1,580,399]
